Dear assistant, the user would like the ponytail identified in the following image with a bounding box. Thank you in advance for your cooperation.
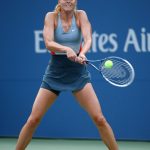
[54,4,61,13]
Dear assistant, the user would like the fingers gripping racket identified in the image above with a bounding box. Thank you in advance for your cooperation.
[86,56,135,87]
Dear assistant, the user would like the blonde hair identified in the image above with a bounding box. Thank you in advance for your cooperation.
[54,4,61,13]
[54,3,77,14]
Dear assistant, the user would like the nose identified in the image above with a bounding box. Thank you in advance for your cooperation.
[66,1,71,4]
[65,0,71,2]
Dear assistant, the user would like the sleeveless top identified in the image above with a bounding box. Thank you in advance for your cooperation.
[41,13,91,92]
[53,13,82,55]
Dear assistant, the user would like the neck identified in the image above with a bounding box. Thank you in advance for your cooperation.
[60,10,74,21]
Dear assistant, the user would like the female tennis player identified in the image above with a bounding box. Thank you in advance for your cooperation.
[16,0,118,150]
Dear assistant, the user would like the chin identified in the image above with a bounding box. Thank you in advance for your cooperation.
[63,7,74,12]
[65,9,74,12]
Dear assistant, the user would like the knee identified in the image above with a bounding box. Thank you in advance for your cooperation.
[93,115,107,127]
[26,115,41,128]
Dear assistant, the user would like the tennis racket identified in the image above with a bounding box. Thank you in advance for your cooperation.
[86,56,135,87]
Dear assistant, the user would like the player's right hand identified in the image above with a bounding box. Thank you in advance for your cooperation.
[66,48,77,62]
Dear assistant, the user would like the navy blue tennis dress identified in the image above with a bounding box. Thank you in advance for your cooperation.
[41,13,91,94]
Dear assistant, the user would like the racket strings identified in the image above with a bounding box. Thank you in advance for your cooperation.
[100,59,134,85]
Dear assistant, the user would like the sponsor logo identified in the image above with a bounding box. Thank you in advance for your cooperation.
[34,27,150,53]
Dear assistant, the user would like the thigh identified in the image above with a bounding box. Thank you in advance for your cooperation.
[30,88,58,118]
[73,83,103,117]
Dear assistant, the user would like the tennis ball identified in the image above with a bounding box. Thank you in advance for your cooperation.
[104,60,113,69]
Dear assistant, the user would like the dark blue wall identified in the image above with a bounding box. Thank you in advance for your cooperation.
[0,0,150,140]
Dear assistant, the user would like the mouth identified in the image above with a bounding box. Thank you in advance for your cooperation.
[61,2,75,11]
[63,1,74,8]
[65,3,72,7]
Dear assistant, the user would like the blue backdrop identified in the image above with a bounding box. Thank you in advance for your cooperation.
[0,0,150,140]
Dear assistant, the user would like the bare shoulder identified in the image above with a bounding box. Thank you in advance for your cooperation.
[44,12,58,28]
[76,10,88,18]
[76,10,90,26]
[44,12,57,21]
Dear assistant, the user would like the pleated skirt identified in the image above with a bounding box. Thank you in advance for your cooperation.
[41,55,91,92]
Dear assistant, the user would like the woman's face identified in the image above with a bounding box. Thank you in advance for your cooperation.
[59,0,76,12]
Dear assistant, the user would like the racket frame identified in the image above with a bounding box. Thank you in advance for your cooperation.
[86,56,135,87]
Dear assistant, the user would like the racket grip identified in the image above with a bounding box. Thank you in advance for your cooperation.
[84,60,89,64]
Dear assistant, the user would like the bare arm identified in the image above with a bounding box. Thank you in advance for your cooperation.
[43,12,70,53]
[78,10,92,55]
[75,10,92,64]
[43,12,77,61]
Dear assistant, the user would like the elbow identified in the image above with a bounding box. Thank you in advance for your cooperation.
[89,38,92,45]
[45,41,54,51]
[87,38,92,46]
[45,43,49,50]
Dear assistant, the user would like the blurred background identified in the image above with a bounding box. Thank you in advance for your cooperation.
[0,0,150,141]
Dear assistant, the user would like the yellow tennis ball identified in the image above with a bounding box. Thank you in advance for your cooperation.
[104,60,113,69]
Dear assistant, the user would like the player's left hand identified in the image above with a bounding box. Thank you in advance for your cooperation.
[75,53,87,64]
